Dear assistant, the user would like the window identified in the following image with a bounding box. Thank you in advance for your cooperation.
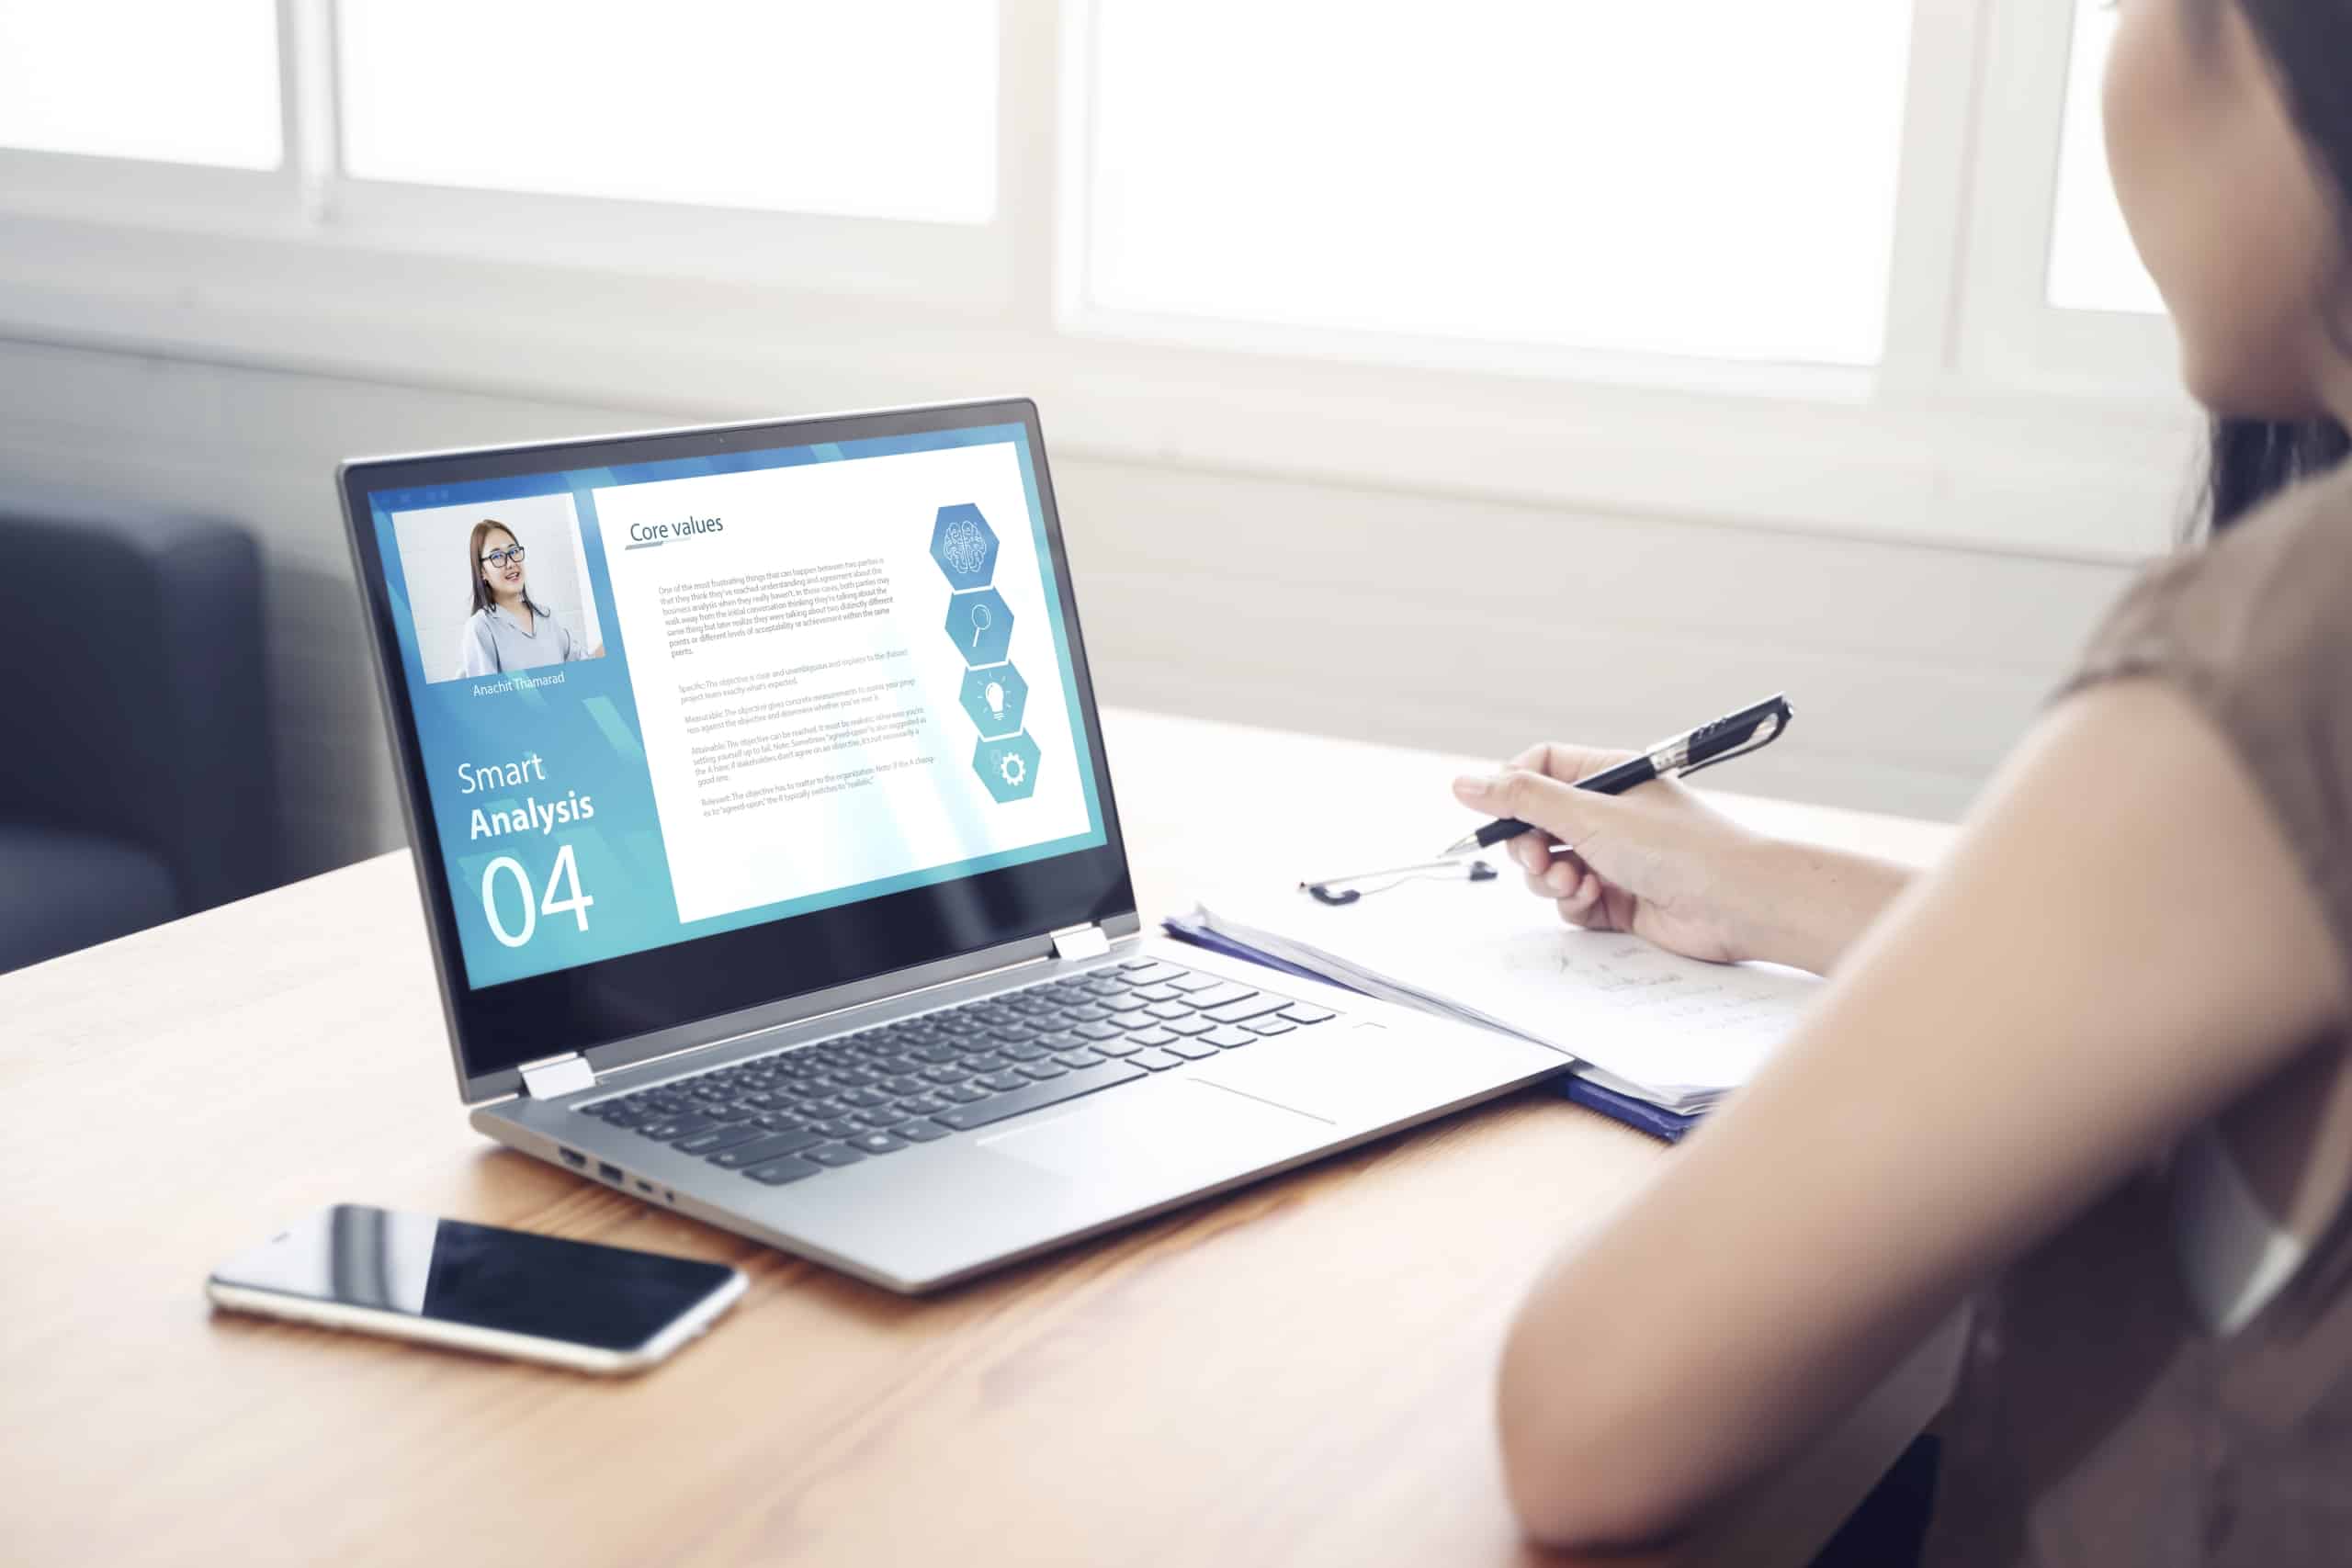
[1077,1,1916,367]
[334,0,998,224]
[2046,0,2164,315]
[0,0,2188,559]
[0,1,281,169]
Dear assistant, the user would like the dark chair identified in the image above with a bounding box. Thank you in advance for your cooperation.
[0,488,278,973]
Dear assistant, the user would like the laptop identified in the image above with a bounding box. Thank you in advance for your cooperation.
[339,398,1564,1293]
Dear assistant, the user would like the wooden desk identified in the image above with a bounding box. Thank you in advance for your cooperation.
[0,709,1959,1567]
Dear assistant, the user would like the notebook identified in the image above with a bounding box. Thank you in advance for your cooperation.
[1176,874,1820,1116]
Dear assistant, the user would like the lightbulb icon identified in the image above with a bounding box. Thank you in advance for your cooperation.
[985,681,1006,720]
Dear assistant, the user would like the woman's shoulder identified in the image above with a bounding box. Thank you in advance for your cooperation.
[2075,461,2352,693]
[2199,456,2352,580]
[2064,459,2352,973]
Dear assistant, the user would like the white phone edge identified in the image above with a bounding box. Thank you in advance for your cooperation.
[204,1266,749,1376]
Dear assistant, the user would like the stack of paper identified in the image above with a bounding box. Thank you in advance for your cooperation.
[1180,878,1820,1114]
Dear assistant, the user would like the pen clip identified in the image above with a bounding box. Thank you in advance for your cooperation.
[1676,705,1790,780]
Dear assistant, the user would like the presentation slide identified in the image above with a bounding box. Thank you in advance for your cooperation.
[595,442,1091,923]
[367,423,1107,990]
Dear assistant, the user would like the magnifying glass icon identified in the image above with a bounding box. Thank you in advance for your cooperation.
[969,602,993,649]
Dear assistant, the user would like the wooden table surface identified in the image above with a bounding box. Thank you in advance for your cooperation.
[0,708,1960,1567]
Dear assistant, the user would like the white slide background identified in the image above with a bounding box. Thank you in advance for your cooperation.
[595,441,1093,923]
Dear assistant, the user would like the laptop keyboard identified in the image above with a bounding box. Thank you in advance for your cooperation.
[573,956,1340,1189]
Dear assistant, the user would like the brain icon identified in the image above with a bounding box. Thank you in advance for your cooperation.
[942,519,989,578]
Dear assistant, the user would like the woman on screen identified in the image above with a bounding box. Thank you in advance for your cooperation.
[458,519,601,677]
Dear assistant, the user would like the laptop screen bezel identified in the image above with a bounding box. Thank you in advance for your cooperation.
[339,398,1137,1103]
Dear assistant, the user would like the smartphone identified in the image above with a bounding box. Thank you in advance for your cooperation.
[207,1204,747,1374]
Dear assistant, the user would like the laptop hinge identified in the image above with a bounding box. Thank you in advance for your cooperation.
[519,1054,596,1100]
[1049,921,1113,961]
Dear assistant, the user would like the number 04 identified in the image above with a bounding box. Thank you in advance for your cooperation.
[481,843,595,948]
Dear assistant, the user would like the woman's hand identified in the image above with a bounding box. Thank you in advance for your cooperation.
[1450,742,1910,974]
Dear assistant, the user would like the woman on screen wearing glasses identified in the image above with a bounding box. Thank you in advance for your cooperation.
[1477,3,2352,1562]
[458,519,602,678]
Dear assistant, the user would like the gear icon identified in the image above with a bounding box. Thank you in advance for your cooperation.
[972,731,1038,800]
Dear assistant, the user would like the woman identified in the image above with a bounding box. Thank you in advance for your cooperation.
[458,518,601,677]
[1466,3,2352,1562]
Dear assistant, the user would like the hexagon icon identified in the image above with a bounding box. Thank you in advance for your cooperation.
[959,661,1029,739]
[929,503,1000,592]
[944,586,1013,667]
[973,730,1041,803]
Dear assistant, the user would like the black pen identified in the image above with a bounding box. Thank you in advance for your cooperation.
[1442,694,1794,857]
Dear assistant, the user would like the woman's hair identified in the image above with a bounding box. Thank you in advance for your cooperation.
[467,518,547,617]
[2205,0,2352,530]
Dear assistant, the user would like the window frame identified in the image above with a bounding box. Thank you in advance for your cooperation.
[0,144,298,231]
[0,0,307,235]
[311,0,1025,306]
[1953,0,2182,393]
[0,0,2199,565]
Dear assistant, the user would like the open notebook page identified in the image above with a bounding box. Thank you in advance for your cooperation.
[1193,875,1819,1111]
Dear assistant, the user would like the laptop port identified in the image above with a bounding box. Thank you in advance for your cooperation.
[559,1148,586,1169]
[634,1179,653,1194]
[597,1162,624,1183]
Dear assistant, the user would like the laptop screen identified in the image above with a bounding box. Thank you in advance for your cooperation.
[349,409,1122,1087]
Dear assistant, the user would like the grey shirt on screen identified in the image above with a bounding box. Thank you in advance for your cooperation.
[458,603,584,678]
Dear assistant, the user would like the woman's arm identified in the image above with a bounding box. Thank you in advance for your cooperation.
[548,615,603,661]
[1749,838,1914,976]
[1497,680,2348,1549]
[459,615,499,679]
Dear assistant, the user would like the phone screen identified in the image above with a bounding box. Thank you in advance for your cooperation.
[211,1205,739,1352]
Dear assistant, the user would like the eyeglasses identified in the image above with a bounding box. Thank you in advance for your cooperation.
[481,545,526,569]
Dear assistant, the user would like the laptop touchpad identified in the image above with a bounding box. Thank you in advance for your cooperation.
[1193,1023,1440,1124]
[979,1079,1329,1187]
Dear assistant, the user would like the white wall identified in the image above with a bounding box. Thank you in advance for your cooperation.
[0,334,2142,886]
